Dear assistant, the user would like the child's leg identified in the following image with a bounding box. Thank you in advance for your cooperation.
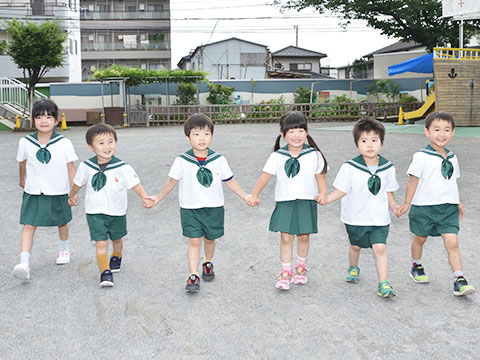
[56,224,70,264]
[293,234,310,285]
[14,225,36,278]
[188,237,203,275]
[58,223,68,242]
[111,238,123,258]
[280,232,295,265]
[348,245,361,267]
[296,234,309,259]
[20,224,36,254]
[372,243,388,282]
[95,240,109,273]
[203,238,215,263]
[411,235,427,262]
[442,233,463,273]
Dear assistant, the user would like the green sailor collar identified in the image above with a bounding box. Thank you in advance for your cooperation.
[179,149,222,188]
[83,156,127,191]
[276,144,315,178]
[346,155,393,195]
[24,131,64,164]
[420,145,455,180]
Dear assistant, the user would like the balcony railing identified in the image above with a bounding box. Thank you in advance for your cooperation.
[81,41,169,51]
[80,10,169,20]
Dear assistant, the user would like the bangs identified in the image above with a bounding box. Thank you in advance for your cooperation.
[32,99,58,119]
[280,112,308,133]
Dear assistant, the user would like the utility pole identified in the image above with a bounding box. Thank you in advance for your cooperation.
[294,25,298,47]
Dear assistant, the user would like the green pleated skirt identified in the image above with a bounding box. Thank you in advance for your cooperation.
[20,193,72,227]
[269,199,317,235]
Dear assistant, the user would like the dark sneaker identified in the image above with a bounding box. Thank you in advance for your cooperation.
[453,276,475,296]
[109,256,122,273]
[202,262,215,282]
[377,280,397,298]
[100,270,114,287]
[185,274,200,293]
[345,266,360,283]
[410,264,429,283]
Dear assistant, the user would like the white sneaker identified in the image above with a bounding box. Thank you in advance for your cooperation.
[56,250,70,265]
[13,263,31,280]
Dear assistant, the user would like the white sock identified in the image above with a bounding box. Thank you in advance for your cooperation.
[412,258,422,265]
[59,239,69,251]
[453,270,464,279]
[20,252,30,265]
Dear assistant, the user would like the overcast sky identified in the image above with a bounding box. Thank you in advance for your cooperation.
[169,0,397,69]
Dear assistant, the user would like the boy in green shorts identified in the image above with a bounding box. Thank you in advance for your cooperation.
[325,119,400,298]
[145,113,251,293]
[398,112,475,296]
[69,124,149,287]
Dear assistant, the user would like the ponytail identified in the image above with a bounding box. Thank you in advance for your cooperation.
[273,134,282,151]
[307,134,328,174]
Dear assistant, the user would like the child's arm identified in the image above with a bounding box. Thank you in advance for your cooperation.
[19,160,26,188]
[458,196,464,219]
[387,192,400,218]
[224,178,249,204]
[397,175,419,216]
[144,177,178,208]
[314,173,327,204]
[66,161,78,204]
[324,189,346,204]
[249,172,272,206]
[131,183,152,208]
[68,184,82,206]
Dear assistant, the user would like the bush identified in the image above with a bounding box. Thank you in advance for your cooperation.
[207,83,234,104]
[293,86,311,103]
[399,95,418,103]
[248,96,286,119]
[175,82,197,105]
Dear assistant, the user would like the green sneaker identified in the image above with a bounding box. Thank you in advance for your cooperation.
[377,280,397,298]
[453,276,475,296]
[410,264,430,283]
[345,266,360,283]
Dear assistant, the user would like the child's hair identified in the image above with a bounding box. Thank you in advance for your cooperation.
[274,111,327,174]
[184,113,214,136]
[353,118,385,145]
[85,123,118,145]
[32,99,59,122]
[425,111,455,129]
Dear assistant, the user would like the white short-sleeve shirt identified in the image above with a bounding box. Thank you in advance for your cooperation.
[74,156,140,216]
[16,132,78,195]
[407,146,460,205]
[263,146,325,202]
[168,149,233,209]
[333,155,399,226]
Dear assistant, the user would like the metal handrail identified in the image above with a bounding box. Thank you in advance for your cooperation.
[0,77,48,116]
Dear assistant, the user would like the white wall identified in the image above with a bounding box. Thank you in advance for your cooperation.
[374,50,431,79]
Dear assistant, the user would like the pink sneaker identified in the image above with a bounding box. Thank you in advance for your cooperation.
[276,270,292,290]
[56,250,70,265]
[293,264,308,285]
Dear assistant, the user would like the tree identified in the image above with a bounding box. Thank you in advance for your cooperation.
[275,0,480,51]
[351,58,368,78]
[4,19,67,116]
[366,79,400,103]
[293,86,311,103]
[207,83,234,104]
[175,82,197,105]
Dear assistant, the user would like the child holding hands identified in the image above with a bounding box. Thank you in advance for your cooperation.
[69,124,149,287]
[398,112,475,296]
[249,111,327,291]
[325,119,399,298]
[14,99,78,280]
[145,114,250,293]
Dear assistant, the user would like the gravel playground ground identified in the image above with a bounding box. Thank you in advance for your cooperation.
[0,122,479,359]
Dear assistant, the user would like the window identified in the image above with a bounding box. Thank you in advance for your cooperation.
[290,63,312,71]
[69,39,73,54]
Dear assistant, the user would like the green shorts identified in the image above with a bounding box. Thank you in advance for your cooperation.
[20,192,72,227]
[345,224,389,249]
[269,199,317,235]
[409,204,459,237]
[86,214,127,241]
[180,206,224,240]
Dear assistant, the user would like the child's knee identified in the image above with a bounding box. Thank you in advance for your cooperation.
[189,237,203,247]
[372,243,386,256]
[95,240,108,253]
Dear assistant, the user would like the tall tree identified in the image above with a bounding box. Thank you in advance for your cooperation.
[4,19,67,116]
[275,0,480,51]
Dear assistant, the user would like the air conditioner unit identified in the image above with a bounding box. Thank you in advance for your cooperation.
[139,3,145,10]
[88,34,94,41]
[118,34,123,40]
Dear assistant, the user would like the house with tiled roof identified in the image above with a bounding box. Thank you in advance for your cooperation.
[271,45,332,78]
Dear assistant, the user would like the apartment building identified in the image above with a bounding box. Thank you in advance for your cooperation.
[80,0,171,80]
[0,0,82,82]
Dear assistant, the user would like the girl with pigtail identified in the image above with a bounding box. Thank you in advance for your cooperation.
[248,111,327,290]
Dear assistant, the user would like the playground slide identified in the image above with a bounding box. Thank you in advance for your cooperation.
[403,93,435,122]
[0,119,15,131]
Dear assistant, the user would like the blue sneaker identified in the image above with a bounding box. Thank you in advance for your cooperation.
[453,276,475,296]
[109,256,122,273]
[345,266,360,283]
[100,270,114,287]
[410,264,429,283]
[377,280,397,298]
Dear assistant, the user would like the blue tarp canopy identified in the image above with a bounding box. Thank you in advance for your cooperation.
[388,53,433,76]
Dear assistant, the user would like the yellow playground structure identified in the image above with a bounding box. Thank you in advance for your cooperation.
[398,80,435,124]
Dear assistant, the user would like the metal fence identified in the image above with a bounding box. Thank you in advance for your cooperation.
[127,102,424,126]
